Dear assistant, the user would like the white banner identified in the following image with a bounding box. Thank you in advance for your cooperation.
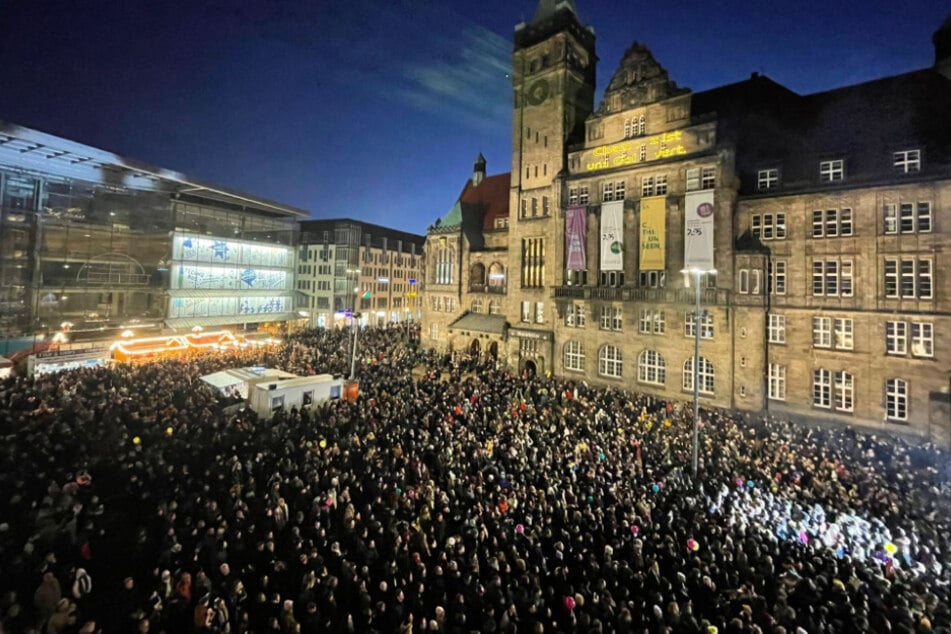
[684,190,715,271]
[599,200,624,271]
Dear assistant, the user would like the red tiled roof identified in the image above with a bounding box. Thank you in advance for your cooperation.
[458,173,510,232]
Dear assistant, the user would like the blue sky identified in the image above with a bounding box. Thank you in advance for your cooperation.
[1,1,947,234]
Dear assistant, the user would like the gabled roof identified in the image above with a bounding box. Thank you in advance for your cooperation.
[458,172,510,233]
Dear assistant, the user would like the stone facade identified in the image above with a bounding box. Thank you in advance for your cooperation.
[422,2,951,443]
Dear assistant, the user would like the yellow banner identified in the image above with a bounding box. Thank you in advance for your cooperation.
[639,196,666,270]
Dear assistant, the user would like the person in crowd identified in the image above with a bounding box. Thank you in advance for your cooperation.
[0,323,947,633]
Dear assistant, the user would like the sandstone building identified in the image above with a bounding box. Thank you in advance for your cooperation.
[422,1,951,443]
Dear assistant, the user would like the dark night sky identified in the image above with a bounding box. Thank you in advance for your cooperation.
[1,1,948,233]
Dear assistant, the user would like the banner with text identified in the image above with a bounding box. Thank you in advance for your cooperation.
[599,200,624,271]
[565,206,587,271]
[684,190,715,271]
[639,196,666,271]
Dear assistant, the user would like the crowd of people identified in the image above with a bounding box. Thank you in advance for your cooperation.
[0,324,948,634]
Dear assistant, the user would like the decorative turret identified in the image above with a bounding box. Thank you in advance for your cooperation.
[473,152,486,187]
[935,10,951,78]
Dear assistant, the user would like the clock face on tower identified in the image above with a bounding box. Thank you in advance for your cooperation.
[527,79,550,106]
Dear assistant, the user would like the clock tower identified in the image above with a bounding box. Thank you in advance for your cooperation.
[509,0,596,291]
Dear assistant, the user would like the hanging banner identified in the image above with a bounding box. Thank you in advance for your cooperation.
[684,190,715,271]
[599,200,624,271]
[639,196,666,271]
[565,206,587,271]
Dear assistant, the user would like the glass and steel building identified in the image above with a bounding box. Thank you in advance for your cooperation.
[0,121,307,342]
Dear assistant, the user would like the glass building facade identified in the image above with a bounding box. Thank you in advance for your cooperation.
[0,123,303,339]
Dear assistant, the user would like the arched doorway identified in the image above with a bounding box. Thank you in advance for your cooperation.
[523,359,537,378]
[470,339,481,356]
[487,341,498,359]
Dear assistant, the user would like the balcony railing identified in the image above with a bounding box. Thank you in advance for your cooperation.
[552,285,734,306]
[469,283,507,294]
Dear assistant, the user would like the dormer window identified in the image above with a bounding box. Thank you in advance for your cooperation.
[757,168,779,191]
[893,149,921,174]
[819,159,844,183]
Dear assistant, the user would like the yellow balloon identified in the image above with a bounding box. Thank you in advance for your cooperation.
[617,428,624,434]
[664,420,672,427]
[885,542,897,554]
[165,427,174,436]
[319,439,327,449]
[132,436,141,445]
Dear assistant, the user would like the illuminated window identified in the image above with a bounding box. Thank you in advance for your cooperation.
[885,378,909,421]
[564,340,585,371]
[520,301,531,322]
[598,345,623,378]
[819,159,844,182]
[757,168,779,190]
[637,350,666,385]
[893,149,920,174]
[535,301,545,323]
[683,356,714,394]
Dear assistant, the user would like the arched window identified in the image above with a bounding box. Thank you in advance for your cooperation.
[469,263,486,291]
[435,245,455,285]
[637,350,666,385]
[488,262,506,294]
[598,345,622,378]
[471,298,484,313]
[683,356,715,394]
[564,340,585,372]
[637,114,646,135]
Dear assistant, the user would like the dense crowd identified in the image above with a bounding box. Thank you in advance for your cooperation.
[0,325,948,634]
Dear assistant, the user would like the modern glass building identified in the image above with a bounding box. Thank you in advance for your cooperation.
[0,121,307,341]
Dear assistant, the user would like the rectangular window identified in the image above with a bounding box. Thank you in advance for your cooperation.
[543,196,551,216]
[813,316,832,348]
[565,302,586,327]
[578,186,589,205]
[641,176,654,197]
[768,260,786,295]
[813,368,832,408]
[884,257,933,299]
[701,167,716,189]
[768,313,786,344]
[751,213,786,240]
[531,198,538,217]
[812,259,853,297]
[686,167,700,191]
[639,309,665,334]
[535,302,545,323]
[568,188,579,206]
[616,181,626,200]
[886,202,932,234]
[812,208,853,238]
[685,311,714,339]
[655,175,668,196]
[600,306,622,331]
[639,270,666,288]
[911,322,934,357]
[768,364,786,400]
[885,378,909,421]
[757,168,779,191]
[893,149,921,174]
[834,371,854,412]
[819,159,844,182]
[602,181,614,201]
[521,301,531,322]
[751,270,762,294]
[886,320,908,355]
[834,318,854,350]
[738,269,749,294]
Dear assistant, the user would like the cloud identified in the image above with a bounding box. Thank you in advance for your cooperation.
[397,25,511,134]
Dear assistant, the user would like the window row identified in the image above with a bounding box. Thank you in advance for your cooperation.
[756,150,921,191]
[740,258,932,300]
[562,305,711,338]
[564,344,716,393]
[769,313,934,357]
[749,202,932,240]
[768,364,911,422]
[568,167,716,207]
[519,196,552,219]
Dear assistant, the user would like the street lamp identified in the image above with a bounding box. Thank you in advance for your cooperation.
[682,267,716,477]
